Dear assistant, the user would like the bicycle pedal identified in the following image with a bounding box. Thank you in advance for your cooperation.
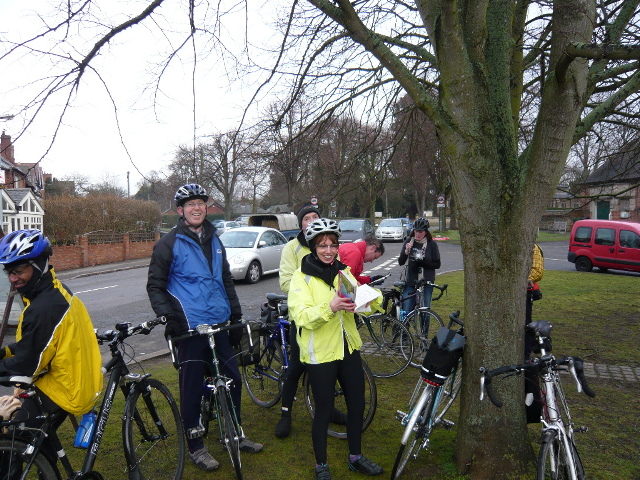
[440,419,455,430]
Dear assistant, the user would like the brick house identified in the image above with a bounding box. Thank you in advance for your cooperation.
[581,140,640,221]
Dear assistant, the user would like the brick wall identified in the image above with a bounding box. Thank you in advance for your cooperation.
[51,232,160,271]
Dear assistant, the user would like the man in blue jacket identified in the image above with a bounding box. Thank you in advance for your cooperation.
[147,184,263,471]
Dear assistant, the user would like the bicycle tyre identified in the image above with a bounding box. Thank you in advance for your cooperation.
[391,385,437,479]
[404,308,445,368]
[536,429,585,480]
[433,359,462,425]
[303,360,377,439]
[0,438,60,480]
[242,333,285,408]
[217,389,243,480]
[357,314,413,378]
[123,378,186,480]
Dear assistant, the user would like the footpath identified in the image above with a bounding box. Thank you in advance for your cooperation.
[4,258,639,382]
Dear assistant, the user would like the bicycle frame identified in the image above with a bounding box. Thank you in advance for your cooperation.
[1,317,174,480]
[200,325,245,441]
[256,316,290,383]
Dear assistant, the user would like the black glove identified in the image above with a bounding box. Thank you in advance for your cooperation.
[369,275,384,284]
[163,315,187,339]
[229,314,244,348]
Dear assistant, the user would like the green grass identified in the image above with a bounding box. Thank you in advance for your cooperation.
[55,269,638,479]
[430,229,570,244]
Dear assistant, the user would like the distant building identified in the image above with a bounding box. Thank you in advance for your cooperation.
[0,131,46,233]
[581,140,640,221]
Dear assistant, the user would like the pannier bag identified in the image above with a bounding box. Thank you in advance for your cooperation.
[420,327,466,385]
[234,321,261,366]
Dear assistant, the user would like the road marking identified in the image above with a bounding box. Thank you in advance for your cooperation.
[75,285,118,294]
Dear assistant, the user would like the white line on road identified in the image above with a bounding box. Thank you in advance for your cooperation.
[75,285,118,294]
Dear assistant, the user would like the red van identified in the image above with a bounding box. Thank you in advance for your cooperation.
[568,219,640,273]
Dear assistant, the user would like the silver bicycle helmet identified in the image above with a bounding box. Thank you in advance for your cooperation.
[413,217,430,231]
[305,218,342,244]
[174,183,208,207]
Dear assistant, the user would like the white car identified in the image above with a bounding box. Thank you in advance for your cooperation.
[212,220,240,235]
[375,218,408,242]
[219,227,288,283]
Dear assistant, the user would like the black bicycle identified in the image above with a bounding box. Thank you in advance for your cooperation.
[0,316,185,480]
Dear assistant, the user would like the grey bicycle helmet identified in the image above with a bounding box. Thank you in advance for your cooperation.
[304,218,341,244]
[174,183,208,207]
[413,217,430,231]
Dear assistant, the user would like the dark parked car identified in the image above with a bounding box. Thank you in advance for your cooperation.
[337,218,375,243]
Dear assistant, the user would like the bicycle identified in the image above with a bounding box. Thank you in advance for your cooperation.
[355,274,415,379]
[168,320,253,480]
[480,320,596,480]
[390,311,465,479]
[382,278,448,368]
[0,316,185,480]
[242,293,290,408]
[243,294,378,439]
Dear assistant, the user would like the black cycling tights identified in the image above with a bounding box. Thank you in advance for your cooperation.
[306,347,365,465]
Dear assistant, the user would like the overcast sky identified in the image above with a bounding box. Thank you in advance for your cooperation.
[0,1,277,194]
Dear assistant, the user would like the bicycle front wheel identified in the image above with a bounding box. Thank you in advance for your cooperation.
[217,390,243,480]
[358,314,413,378]
[0,438,60,480]
[242,334,285,408]
[303,360,377,439]
[123,378,186,480]
[433,360,462,426]
[391,385,437,479]
[404,308,445,368]
[537,430,585,480]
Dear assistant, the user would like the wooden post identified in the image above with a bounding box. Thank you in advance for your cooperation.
[0,285,16,346]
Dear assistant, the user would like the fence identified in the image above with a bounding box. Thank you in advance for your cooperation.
[51,231,160,271]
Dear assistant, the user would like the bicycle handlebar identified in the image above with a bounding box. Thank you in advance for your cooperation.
[479,355,595,407]
[96,316,168,344]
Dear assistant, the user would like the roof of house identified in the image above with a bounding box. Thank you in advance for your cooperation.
[5,188,34,205]
[584,139,640,185]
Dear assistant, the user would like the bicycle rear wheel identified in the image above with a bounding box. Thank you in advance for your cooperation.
[242,333,285,408]
[358,314,413,378]
[537,429,585,480]
[0,438,60,480]
[303,360,377,439]
[217,389,243,480]
[404,308,444,368]
[391,385,437,479]
[123,378,186,480]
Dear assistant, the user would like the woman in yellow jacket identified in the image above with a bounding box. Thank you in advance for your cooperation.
[288,218,383,480]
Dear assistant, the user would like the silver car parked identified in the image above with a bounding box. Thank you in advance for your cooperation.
[219,227,288,283]
[375,218,408,242]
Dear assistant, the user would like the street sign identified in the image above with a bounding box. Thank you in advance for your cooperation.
[437,195,445,208]
[311,196,318,205]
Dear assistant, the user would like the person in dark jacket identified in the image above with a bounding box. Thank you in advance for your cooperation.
[398,217,441,316]
[147,184,263,472]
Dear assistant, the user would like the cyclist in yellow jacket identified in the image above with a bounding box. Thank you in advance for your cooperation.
[288,218,384,480]
[0,230,102,457]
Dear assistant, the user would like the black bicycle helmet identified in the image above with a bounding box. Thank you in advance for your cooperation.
[0,229,52,266]
[413,217,430,231]
[174,183,209,207]
[304,218,341,245]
